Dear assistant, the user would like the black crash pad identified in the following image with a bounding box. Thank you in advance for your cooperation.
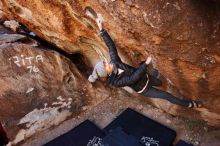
[102,127,141,146]
[44,120,105,146]
[175,140,194,146]
[104,108,176,146]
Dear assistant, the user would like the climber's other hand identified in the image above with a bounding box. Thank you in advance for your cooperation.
[104,62,113,75]
[145,56,152,65]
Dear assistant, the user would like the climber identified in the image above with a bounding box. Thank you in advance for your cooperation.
[0,122,9,146]
[86,8,201,108]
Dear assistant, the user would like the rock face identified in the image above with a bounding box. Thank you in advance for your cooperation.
[0,25,112,145]
[0,1,6,22]
[1,0,220,127]
[200,130,220,146]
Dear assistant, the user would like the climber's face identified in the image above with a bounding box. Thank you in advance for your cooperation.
[104,61,113,75]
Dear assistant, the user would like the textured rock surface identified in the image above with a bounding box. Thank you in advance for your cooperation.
[0,1,6,22]
[1,0,220,127]
[200,130,220,146]
[0,25,111,145]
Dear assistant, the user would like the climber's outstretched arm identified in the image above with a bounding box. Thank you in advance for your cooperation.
[100,29,122,64]
[94,13,122,64]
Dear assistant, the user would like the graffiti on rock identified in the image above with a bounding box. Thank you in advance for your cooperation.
[9,54,44,73]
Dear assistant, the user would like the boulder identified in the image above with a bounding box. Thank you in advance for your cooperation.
[1,0,220,126]
[0,25,111,145]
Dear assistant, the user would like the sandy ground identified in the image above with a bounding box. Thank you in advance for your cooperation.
[22,88,220,146]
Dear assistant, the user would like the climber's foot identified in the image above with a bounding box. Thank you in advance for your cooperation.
[188,100,202,108]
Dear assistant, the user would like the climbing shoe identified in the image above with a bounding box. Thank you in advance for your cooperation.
[188,100,202,108]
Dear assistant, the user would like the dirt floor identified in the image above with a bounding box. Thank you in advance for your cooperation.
[21,87,220,146]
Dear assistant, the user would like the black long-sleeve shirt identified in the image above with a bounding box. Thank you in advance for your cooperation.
[100,29,149,92]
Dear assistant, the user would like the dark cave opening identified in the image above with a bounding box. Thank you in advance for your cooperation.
[16,24,93,78]
[69,53,93,77]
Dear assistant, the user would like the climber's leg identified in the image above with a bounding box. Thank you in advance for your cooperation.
[148,75,162,87]
[150,68,160,79]
[141,87,201,108]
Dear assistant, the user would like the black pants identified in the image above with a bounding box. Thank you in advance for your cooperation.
[141,75,190,107]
